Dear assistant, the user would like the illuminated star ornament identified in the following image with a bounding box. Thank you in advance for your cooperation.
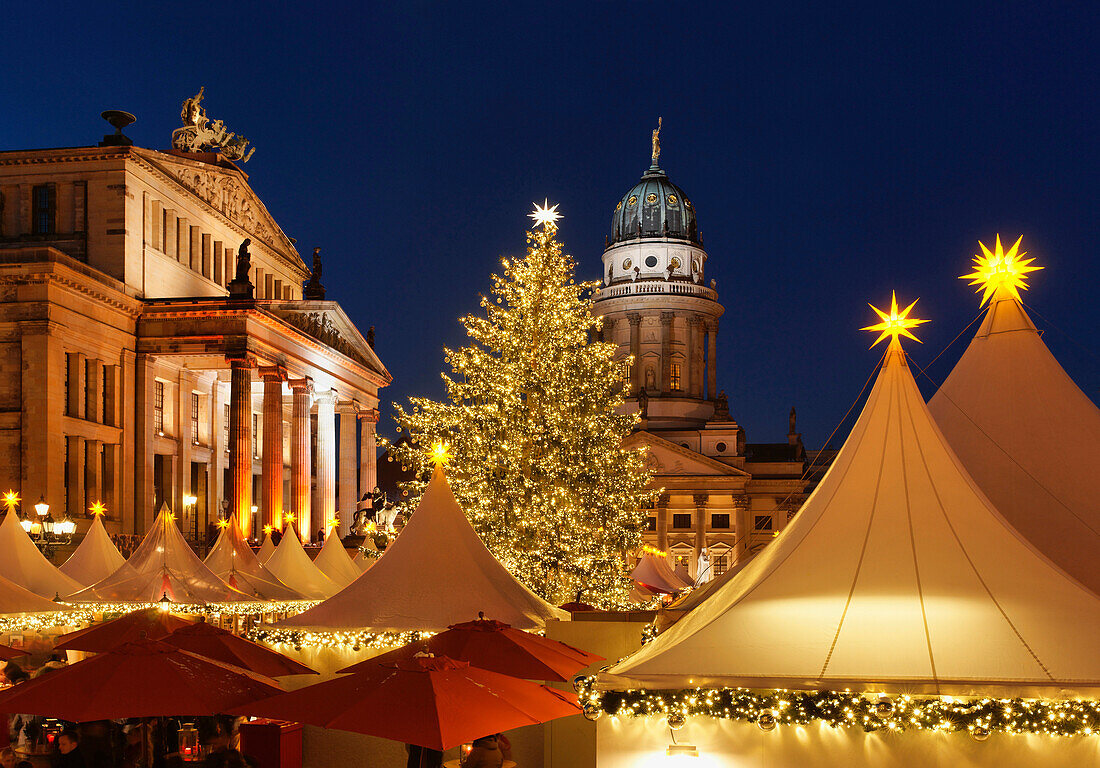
[430,442,451,466]
[216,517,230,529]
[862,291,929,348]
[961,234,1042,306]
[89,501,107,516]
[2,490,19,510]
[529,199,562,229]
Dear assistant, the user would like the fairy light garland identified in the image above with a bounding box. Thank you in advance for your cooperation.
[248,627,434,652]
[575,678,1100,737]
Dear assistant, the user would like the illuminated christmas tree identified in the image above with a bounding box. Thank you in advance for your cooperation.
[389,202,655,607]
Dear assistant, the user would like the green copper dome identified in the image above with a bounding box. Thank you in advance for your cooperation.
[609,165,699,246]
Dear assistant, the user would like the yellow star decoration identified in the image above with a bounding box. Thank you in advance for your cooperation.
[284,512,296,523]
[529,199,562,229]
[89,501,107,516]
[216,517,230,529]
[2,490,19,510]
[862,292,929,348]
[961,234,1042,306]
[263,524,274,535]
[430,441,451,466]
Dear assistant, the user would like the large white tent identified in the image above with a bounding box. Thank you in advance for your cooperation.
[0,572,64,614]
[59,514,126,587]
[312,531,361,589]
[281,465,567,632]
[262,528,339,600]
[70,504,251,604]
[256,533,276,564]
[203,516,303,600]
[929,286,1100,595]
[605,338,1100,696]
[630,550,691,594]
[0,511,82,599]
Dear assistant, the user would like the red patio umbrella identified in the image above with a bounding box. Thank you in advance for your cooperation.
[0,639,283,720]
[0,643,28,661]
[55,607,196,652]
[160,621,317,677]
[231,655,579,751]
[339,616,604,682]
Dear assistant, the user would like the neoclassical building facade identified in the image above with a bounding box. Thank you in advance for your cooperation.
[592,138,807,578]
[0,116,388,543]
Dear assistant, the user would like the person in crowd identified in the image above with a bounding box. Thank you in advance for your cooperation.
[463,735,504,768]
[52,729,85,768]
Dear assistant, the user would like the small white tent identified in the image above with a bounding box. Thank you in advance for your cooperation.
[630,550,691,594]
[70,504,251,604]
[59,515,126,587]
[351,536,378,573]
[312,531,361,589]
[0,572,64,614]
[606,338,1100,696]
[0,511,82,599]
[256,533,276,564]
[263,528,339,600]
[204,516,303,600]
[280,465,567,632]
[929,286,1100,595]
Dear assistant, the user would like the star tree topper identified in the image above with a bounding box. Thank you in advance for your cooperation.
[529,199,562,229]
[862,291,928,348]
[960,234,1041,306]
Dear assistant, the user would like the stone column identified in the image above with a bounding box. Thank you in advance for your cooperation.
[66,436,85,518]
[289,378,313,539]
[693,493,709,581]
[660,312,674,393]
[359,408,378,504]
[259,366,286,532]
[687,316,701,397]
[733,493,751,564]
[226,356,253,536]
[315,389,337,540]
[338,402,359,538]
[627,314,642,395]
[85,439,102,513]
[656,492,670,551]
[20,323,65,523]
[134,354,156,533]
[707,321,718,400]
[176,371,194,532]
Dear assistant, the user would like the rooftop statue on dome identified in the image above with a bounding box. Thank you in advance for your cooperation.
[651,116,662,165]
[171,87,256,163]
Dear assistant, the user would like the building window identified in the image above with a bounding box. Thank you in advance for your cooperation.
[64,357,70,415]
[154,381,165,435]
[32,185,55,234]
[224,404,230,451]
[672,513,692,529]
[620,359,631,385]
[713,554,729,574]
[191,393,200,445]
[754,514,773,531]
[670,363,681,391]
[646,516,657,532]
[253,413,260,459]
[711,513,730,529]
[85,360,95,421]
[102,366,110,425]
[715,442,727,453]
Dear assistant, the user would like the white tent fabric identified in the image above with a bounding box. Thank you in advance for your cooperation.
[263,528,339,600]
[312,532,361,589]
[59,515,126,586]
[0,511,82,599]
[929,287,1100,595]
[630,552,691,594]
[70,504,251,604]
[280,465,568,632]
[351,549,377,573]
[256,534,276,564]
[605,341,1100,696]
[0,572,64,614]
[204,516,303,600]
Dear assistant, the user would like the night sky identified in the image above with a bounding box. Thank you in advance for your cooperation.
[6,2,1097,449]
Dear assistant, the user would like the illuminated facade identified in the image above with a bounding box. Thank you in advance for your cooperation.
[0,121,389,544]
[592,137,807,577]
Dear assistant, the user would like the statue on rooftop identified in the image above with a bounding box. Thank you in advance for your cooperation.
[172,87,256,163]
[651,116,662,165]
[303,247,327,300]
[227,238,254,299]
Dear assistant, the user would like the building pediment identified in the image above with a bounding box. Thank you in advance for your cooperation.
[134,149,305,272]
[625,431,751,478]
[265,301,390,382]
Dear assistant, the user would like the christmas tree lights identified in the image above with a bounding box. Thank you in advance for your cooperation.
[387,205,656,607]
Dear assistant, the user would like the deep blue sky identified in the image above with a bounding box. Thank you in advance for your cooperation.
[5,2,1098,448]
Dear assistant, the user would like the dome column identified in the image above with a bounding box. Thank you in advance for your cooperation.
[706,320,718,400]
[688,315,702,398]
[628,313,642,395]
[660,312,674,393]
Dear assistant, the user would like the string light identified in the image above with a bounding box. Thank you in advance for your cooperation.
[248,627,434,652]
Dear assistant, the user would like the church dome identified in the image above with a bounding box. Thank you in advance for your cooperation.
[609,164,699,246]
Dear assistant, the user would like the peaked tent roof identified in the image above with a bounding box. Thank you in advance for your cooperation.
[256,534,276,564]
[929,287,1100,595]
[281,466,568,632]
[59,515,126,587]
[604,341,1100,696]
[313,532,361,589]
[630,552,691,594]
[263,528,339,600]
[204,516,303,601]
[70,505,252,604]
[0,572,65,615]
[0,511,82,599]
[351,550,376,573]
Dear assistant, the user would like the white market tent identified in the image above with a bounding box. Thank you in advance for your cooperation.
[630,550,691,594]
[70,504,251,604]
[204,515,303,600]
[281,465,568,632]
[0,572,65,614]
[312,531,361,589]
[59,514,126,587]
[0,511,82,599]
[929,286,1100,596]
[256,533,276,564]
[263,528,340,600]
[351,535,378,573]
[605,339,1100,696]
